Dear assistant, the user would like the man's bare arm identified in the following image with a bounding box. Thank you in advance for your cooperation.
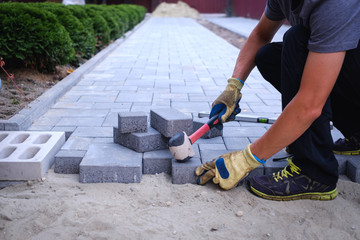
[251,51,346,159]
[232,13,284,81]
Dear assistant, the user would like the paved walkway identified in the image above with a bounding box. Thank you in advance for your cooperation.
[30,17,284,140]
[29,16,345,166]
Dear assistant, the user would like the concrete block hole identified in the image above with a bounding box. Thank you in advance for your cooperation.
[19,147,40,160]
[0,146,16,159]
[10,133,30,144]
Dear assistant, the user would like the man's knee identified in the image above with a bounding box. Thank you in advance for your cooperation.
[255,43,281,71]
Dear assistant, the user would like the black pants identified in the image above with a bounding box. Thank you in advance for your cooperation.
[255,25,360,186]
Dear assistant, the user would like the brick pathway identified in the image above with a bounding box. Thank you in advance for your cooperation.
[25,17,358,183]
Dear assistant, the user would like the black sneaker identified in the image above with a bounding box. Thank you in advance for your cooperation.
[333,137,360,155]
[248,158,338,201]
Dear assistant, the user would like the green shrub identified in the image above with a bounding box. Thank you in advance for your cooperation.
[115,4,146,30]
[0,2,74,72]
[65,4,96,58]
[83,5,111,48]
[30,2,95,63]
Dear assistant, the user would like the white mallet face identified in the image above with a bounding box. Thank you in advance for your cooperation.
[169,131,195,161]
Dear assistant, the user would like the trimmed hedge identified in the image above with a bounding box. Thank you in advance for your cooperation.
[0,2,146,72]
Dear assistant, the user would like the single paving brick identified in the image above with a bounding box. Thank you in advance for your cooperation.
[80,143,142,183]
[118,111,147,133]
[54,150,86,174]
[150,108,193,138]
[346,158,360,183]
[143,149,173,174]
[192,117,222,139]
[334,155,348,175]
[113,126,168,153]
[172,157,202,184]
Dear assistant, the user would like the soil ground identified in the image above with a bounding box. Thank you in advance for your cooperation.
[0,19,245,120]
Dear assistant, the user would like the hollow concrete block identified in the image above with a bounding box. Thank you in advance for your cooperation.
[0,131,65,180]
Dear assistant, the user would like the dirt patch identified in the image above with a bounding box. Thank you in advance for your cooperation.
[197,18,247,50]
[151,1,200,18]
[0,19,244,121]
[0,66,70,120]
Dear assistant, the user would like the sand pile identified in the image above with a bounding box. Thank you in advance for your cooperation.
[152,1,200,18]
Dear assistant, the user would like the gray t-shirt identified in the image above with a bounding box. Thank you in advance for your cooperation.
[265,0,360,53]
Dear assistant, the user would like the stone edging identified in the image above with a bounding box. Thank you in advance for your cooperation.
[0,15,150,131]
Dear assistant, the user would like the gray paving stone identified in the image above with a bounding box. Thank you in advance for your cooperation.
[72,127,112,138]
[150,108,193,138]
[61,136,94,151]
[199,144,226,151]
[335,155,348,175]
[192,117,222,139]
[118,112,147,133]
[51,126,76,140]
[114,126,168,153]
[172,157,202,184]
[200,149,229,163]
[196,136,224,144]
[54,150,86,174]
[143,149,172,174]
[223,126,267,138]
[346,157,360,183]
[223,137,250,151]
[80,143,142,183]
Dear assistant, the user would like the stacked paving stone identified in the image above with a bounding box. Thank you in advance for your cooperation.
[54,108,360,184]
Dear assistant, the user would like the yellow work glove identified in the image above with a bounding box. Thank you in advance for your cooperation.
[210,78,244,124]
[195,144,262,190]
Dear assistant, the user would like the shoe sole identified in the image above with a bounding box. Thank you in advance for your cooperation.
[250,187,338,201]
[333,150,360,155]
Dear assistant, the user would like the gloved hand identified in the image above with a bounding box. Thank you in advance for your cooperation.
[195,144,261,190]
[210,78,244,125]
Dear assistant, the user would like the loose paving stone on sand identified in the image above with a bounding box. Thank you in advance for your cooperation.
[150,108,193,138]
[118,112,147,133]
[54,150,86,174]
[172,157,202,184]
[143,149,173,174]
[80,143,142,183]
[346,157,360,183]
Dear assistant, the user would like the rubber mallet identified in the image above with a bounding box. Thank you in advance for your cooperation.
[168,114,219,161]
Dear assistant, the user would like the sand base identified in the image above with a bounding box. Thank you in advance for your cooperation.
[0,170,359,239]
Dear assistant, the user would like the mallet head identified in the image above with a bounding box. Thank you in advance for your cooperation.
[168,131,195,161]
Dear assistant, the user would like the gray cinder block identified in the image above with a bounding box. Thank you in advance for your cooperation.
[192,117,222,139]
[114,127,168,153]
[346,158,360,183]
[172,157,202,184]
[54,150,86,174]
[80,143,142,183]
[143,149,173,174]
[334,155,348,175]
[150,108,193,138]
[118,112,147,133]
